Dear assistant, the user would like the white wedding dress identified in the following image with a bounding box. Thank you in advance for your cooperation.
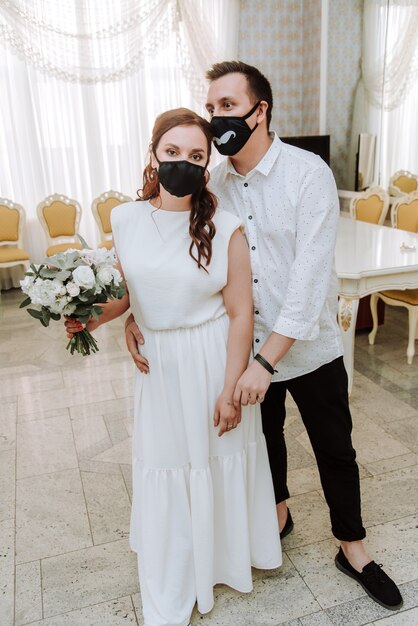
[111,201,282,626]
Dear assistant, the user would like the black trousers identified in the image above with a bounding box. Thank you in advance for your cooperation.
[261,356,366,541]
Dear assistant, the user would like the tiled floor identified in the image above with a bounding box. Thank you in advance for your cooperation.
[1,288,417,626]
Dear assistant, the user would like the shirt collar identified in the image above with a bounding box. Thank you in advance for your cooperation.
[225,131,282,179]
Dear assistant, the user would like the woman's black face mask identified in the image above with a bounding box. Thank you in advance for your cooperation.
[154,152,207,198]
[210,101,261,156]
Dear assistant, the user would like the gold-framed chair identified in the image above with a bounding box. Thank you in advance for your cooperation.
[388,170,418,197]
[369,192,418,364]
[0,198,30,285]
[91,190,132,250]
[37,194,83,256]
[349,186,390,225]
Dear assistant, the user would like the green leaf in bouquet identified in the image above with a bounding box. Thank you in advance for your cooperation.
[39,267,71,281]
[91,306,103,320]
[19,296,32,309]
[50,312,61,321]
[77,233,91,249]
[41,307,51,327]
[27,308,43,320]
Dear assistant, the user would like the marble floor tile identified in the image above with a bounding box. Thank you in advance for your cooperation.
[103,413,132,444]
[16,415,78,479]
[120,464,133,501]
[382,416,418,455]
[17,379,116,416]
[15,560,42,625]
[0,402,17,420]
[363,515,418,586]
[350,414,412,464]
[299,612,334,626]
[69,395,133,420]
[92,437,132,465]
[193,555,321,625]
[0,415,16,452]
[286,539,362,609]
[372,606,418,625]
[24,596,138,626]
[287,466,322,497]
[41,539,138,617]
[71,414,112,460]
[0,518,15,626]
[349,373,418,424]
[17,407,70,424]
[363,452,418,476]
[81,471,131,545]
[0,370,64,399]
[324,579,418,626]
[16,469,92,563]
[280,492,333,550]
[112,376,135,399]
[0,449,15,522]
[360,466,418,527]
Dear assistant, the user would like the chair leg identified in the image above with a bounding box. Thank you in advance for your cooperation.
[368,293,380,345]
[406,308,418,365]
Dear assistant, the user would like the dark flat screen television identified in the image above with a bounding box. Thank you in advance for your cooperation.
[280,135,330,166]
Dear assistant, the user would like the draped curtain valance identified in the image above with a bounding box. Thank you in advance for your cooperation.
[0,0,220,100]
[362,0,418,111]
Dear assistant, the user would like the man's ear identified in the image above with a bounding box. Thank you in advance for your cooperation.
[256,101,269,125]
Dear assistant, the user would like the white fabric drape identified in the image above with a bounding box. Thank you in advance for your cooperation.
[349,0,418,190]
[0,0,239,288]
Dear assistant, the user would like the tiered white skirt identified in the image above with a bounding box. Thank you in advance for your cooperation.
[131,314,282,626]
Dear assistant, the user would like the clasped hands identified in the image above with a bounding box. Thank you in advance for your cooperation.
[124,315,272,437]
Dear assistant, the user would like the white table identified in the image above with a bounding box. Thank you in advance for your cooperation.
[335,216,418,392]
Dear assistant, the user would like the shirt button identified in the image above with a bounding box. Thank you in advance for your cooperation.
[244,182,248,187]
[251,246,256,250]
[254,278,258,283]
[255,338,260,343]
[248,215,253,220]
[255,310,259,314]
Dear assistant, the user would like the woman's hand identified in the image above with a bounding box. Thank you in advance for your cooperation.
[214,394,241,437]
[64,316,98,338]
[233,360,272,406]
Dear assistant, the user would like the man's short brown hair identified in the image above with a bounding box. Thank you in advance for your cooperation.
[206,60,273,129]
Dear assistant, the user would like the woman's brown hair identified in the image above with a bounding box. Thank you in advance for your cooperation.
[137,108,217,270]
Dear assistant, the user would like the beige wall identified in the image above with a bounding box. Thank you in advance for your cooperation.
[326,0,363,189]
[238,0,321,136]
[238,0,362,188]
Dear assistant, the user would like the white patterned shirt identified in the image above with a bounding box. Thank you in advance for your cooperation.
[210,132,343,382]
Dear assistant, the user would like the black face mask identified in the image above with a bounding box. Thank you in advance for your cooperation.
[154,154,207,198]
[210,101,261,156]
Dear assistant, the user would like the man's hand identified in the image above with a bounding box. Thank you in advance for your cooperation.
[233,360,272,406]
[124,314,149,374]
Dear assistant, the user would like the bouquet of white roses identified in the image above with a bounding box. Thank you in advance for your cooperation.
[20,245,126,355]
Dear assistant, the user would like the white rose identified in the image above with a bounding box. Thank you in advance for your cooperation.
[20,275,35,294]
[72,266,96,290]
[29,278,62,306]
[66,281,80,297]
[97,266,121,286]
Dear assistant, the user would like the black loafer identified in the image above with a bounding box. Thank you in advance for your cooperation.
[279,509,294,540]
[335,547,403,610]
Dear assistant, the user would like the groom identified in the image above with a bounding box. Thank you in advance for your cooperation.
[124,60,402,611]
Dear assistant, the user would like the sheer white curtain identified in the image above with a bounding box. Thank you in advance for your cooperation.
[0,0,239,288]
[349,0,418,190]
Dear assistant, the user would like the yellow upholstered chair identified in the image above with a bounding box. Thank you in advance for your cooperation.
[349,186,389,225]
[369,192,418,363]
[37,194,83,256]
[0,198,30,283]
[388,170,418,197]
[91,190,132,250]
